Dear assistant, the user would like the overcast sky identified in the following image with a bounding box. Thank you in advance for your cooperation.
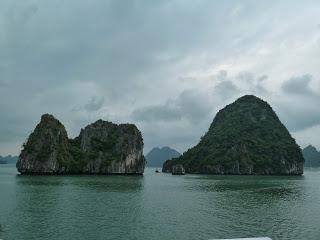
[0,0,320,155]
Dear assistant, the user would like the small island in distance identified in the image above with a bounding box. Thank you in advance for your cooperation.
[163,95,304,175]
[0,155,18,164]
[303,145,320,168]
[146,146,181,168]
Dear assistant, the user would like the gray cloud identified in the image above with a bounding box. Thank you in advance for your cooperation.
[84,97,105,112]
[275,75,320,132]
[281,74,314,95]
[132,89,213,123]
[0,0,320,154]
[214,80,241,100]
[278,104,320,131]
[132,105,181,122]
[131,71,270,152]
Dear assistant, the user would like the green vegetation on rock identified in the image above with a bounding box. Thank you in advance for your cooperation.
[163,95,304,175]
[16,114,145,174]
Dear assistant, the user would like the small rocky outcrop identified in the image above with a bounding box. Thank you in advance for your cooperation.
[303,145,320,167]
[172,164,185,175]
[163,95,304,175]
[16,114,145,175]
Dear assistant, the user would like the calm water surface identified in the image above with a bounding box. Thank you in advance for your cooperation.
[0,164,320,240]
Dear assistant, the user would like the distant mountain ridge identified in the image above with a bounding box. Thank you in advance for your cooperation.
[0,155,18,164]
[146,147,181,167]
[303,145,320,167]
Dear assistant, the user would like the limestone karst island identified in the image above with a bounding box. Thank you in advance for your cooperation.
[16,114,145,174]
[16,95,304,176]
[2,2,319,239]
[163,95,304,175]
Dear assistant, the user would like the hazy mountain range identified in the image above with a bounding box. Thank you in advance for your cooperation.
[303,145,320,167]
[0,155,18,164]
[146,147,181,167]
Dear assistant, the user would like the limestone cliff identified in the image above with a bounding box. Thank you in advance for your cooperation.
[16,114,145,174]
[16,114,71,174]
[163,95,304,175]
[69,120,145,174]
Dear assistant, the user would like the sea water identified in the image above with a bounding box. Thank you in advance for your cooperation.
[0,164,320,240]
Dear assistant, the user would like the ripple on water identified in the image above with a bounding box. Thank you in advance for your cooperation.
[0,167,320,240]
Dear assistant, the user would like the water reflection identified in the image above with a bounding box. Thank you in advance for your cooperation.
[16,174,144,192]
[185,175,304,197]
[10,174,145,239]
[15,175,67,186]
[178,174,308,240]
[68,175,144,192]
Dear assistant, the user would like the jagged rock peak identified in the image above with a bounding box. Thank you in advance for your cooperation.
[16,114,71,174]
[16,114,145,175]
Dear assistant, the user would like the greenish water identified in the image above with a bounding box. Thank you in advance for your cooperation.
[0,165,320,240]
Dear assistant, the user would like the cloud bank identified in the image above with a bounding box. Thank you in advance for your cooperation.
[0,0,319,154]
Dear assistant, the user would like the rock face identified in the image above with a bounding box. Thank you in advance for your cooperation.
[172,164,185,175]
[163,95,304,175]
[17,114,72,174]
[146,146,181,167]
[303,145,320,167]
[69,120,145,174]
[17,114,145,174]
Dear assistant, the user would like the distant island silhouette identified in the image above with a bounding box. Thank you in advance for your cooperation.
[0,155,18,164]
[303,145,320,167]
[146,146,181,167]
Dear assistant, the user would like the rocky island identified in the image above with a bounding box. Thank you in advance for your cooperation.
[163,95,304,175]
[146,146,181,167]
[0,155,18,164]
[16,114,145,174]
[303,145,320,167]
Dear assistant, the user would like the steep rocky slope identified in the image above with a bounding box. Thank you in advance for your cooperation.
[16,114,72,174]
[163,95,304,175]
[16,114,145,174]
